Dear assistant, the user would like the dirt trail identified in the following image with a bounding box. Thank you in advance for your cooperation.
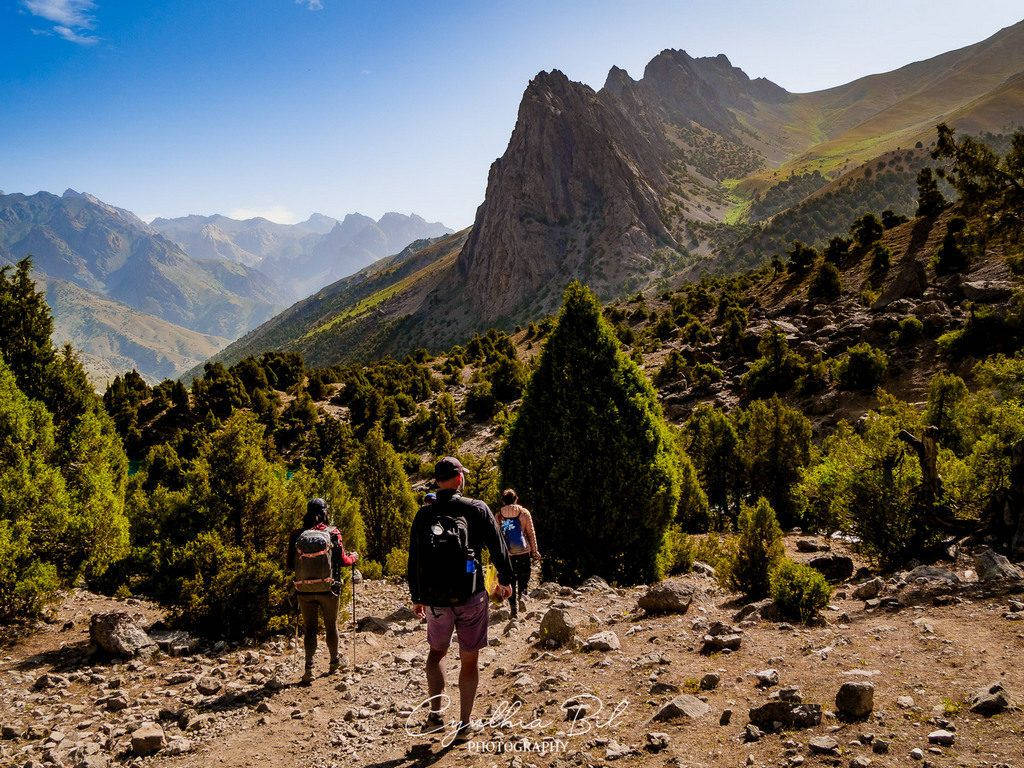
[2,538,1023,768]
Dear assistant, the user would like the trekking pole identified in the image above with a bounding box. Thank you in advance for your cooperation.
[350,562,357,670]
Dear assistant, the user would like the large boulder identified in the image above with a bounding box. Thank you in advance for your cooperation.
[131,722,165,755]
[852,577,884,600]
[637,581,693,615]
[807,553,854,583]
[973,547,1023,584]
[89,612,156,658]
[651,694,711,722]
[968,682,1011,716]
[835,681,874,720]
[538,608,576,647]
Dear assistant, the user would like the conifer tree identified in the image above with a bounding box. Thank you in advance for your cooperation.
[725,497,784,598]
[740,397,812,528]
[351,424,417,562]
[501,281,682,585]
[916,167,947,217]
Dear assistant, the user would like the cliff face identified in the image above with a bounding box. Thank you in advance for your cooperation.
[457,71,677,322]
[456,56,783,322]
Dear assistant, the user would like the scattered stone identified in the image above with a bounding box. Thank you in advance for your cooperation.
[692,561,715,578]
[973,547,1023,583]
[637,581,693,615]
[195,676,222,696]
[872,739,890,754]
[896,695,915,709]
[733,599,773,622]
[700,672,720,690]
[356,616,390,634]
[963,280,1015,303]
[910,747,924,760]
[645,732,670,752]
[968,682,1010,716]
[807,553,855,583]
[743,724,764,742]
[701,633,742,654]
[796,539,828,553]
[651,694,711,722]
[850,757,871,768]
[852,578,884,600]
[583,631,620,652]
[538,608,576,647]
[720,708,733,726]
[650,680,679,695]
[89,612,156,657]
[835,681,874,720]
[808,735,839,755]
[927,729,955,747]
[130,723,165,755]
[754,668,779,687]
[748,700,821,731]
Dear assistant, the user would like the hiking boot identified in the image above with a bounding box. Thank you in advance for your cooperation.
[422,711,444,733]
[300,668,314,685]
[517,598,526,613]
[451,720,483,743]
[327,659,341,675]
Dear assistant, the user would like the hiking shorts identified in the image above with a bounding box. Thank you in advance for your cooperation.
[426,590,489,653]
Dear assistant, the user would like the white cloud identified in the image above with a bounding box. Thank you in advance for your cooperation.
[53,24,98,44]
[228,206,300,224]
[22,0,98,45]
[295,0,323,9]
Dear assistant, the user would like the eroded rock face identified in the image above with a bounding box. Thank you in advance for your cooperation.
[89,612,156,658]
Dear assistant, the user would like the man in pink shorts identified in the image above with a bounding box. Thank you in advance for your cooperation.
[407,457,513,738]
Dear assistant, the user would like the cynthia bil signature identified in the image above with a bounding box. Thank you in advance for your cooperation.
[404,693,629,747]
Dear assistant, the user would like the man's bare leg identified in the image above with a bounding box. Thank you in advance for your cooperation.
[426,648,447,716]
[457,649,479,726]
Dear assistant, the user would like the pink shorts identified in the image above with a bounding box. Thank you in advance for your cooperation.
[426,591,489,653]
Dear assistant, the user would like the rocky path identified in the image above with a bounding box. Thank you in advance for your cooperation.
[2,537,1023,768]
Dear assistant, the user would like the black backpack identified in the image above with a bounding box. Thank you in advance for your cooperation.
[416,496,477,607]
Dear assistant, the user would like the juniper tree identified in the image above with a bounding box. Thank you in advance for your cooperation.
[501,281,684,585]
[351,424,416,562]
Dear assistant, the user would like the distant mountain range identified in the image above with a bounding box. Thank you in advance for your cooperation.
[150,210,450,301]
[203,18,1024,370]
[0,189,451,383]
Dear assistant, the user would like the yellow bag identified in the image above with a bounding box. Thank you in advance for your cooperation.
[483,563,499,601]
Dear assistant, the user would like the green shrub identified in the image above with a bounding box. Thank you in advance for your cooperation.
[384,547,409,577]
[360,560,383,580]
[808,261,841,303]
[176,532,288,639]
[894,315,924,344]
[934,217,972,274]
[870,245,892,275]
[771,558,831,622]
[656,525,693,577]
[722,498,784,599]
[690,533,738,572]
[835,343,888,392]
[741,328,807,396]
[0,519,60,623]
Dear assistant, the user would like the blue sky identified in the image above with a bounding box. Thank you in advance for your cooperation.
[2,1,1022,228]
